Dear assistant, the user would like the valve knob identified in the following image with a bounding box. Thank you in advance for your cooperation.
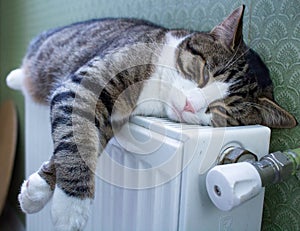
[206,162,262,211]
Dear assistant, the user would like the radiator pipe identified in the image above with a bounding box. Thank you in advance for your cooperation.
[206,148,300,211]
[252,149,300,186]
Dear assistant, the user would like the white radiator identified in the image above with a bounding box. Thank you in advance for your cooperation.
[25,94,270,231]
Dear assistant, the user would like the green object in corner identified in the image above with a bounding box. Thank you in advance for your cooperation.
[284,148,300,175]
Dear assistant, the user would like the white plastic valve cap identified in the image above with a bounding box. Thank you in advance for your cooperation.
[206,162,262,211]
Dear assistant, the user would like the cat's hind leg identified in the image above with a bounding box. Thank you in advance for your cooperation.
[49,80,103,231]
[18,160,55,213]
[51,187,92,231]
[50,145,96,231]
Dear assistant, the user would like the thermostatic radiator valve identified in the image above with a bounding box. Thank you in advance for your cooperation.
[206,147,300,211]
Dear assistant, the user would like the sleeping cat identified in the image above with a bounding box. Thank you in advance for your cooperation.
[6,5,297,231]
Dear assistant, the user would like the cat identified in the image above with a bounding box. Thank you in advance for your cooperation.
[6,5,297,231]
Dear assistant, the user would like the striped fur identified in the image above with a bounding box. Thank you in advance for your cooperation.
[16,5,296,230]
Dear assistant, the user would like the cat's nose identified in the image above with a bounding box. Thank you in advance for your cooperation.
[183,100,195,113]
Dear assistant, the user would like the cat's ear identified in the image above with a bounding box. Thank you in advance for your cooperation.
[210,5,245,51]
[257,97,297,128]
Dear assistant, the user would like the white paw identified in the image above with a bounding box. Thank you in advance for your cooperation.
[51,187,92,231]
[18,172,53,213]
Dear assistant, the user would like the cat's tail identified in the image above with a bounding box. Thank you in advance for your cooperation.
[6,68,25,91]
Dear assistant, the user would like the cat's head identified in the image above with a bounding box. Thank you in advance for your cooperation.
[171,5,297,128]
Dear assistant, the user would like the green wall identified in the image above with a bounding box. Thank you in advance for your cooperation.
[0,0,26,222]
[0,0,299,229]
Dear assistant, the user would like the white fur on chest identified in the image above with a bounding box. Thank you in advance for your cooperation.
[133,33,188,116]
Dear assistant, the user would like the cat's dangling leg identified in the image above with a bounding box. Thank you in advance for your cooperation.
[49,76,105,231]
[18,157,56,213]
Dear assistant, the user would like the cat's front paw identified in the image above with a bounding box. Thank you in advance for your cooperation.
[51,187,92,231]
[18,172,53,213]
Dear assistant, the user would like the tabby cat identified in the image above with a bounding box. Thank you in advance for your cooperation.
[6,5,296,231]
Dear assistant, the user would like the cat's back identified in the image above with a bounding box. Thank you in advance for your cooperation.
[24,18,168,68]
[25,18,166,60]
[21,18,168,103]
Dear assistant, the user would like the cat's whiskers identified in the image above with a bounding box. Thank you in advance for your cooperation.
[224,39,255,70]
[221,40,259,74]
[222,42,242,71]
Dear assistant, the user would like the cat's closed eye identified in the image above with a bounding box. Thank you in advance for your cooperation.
[199,62,210,88]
